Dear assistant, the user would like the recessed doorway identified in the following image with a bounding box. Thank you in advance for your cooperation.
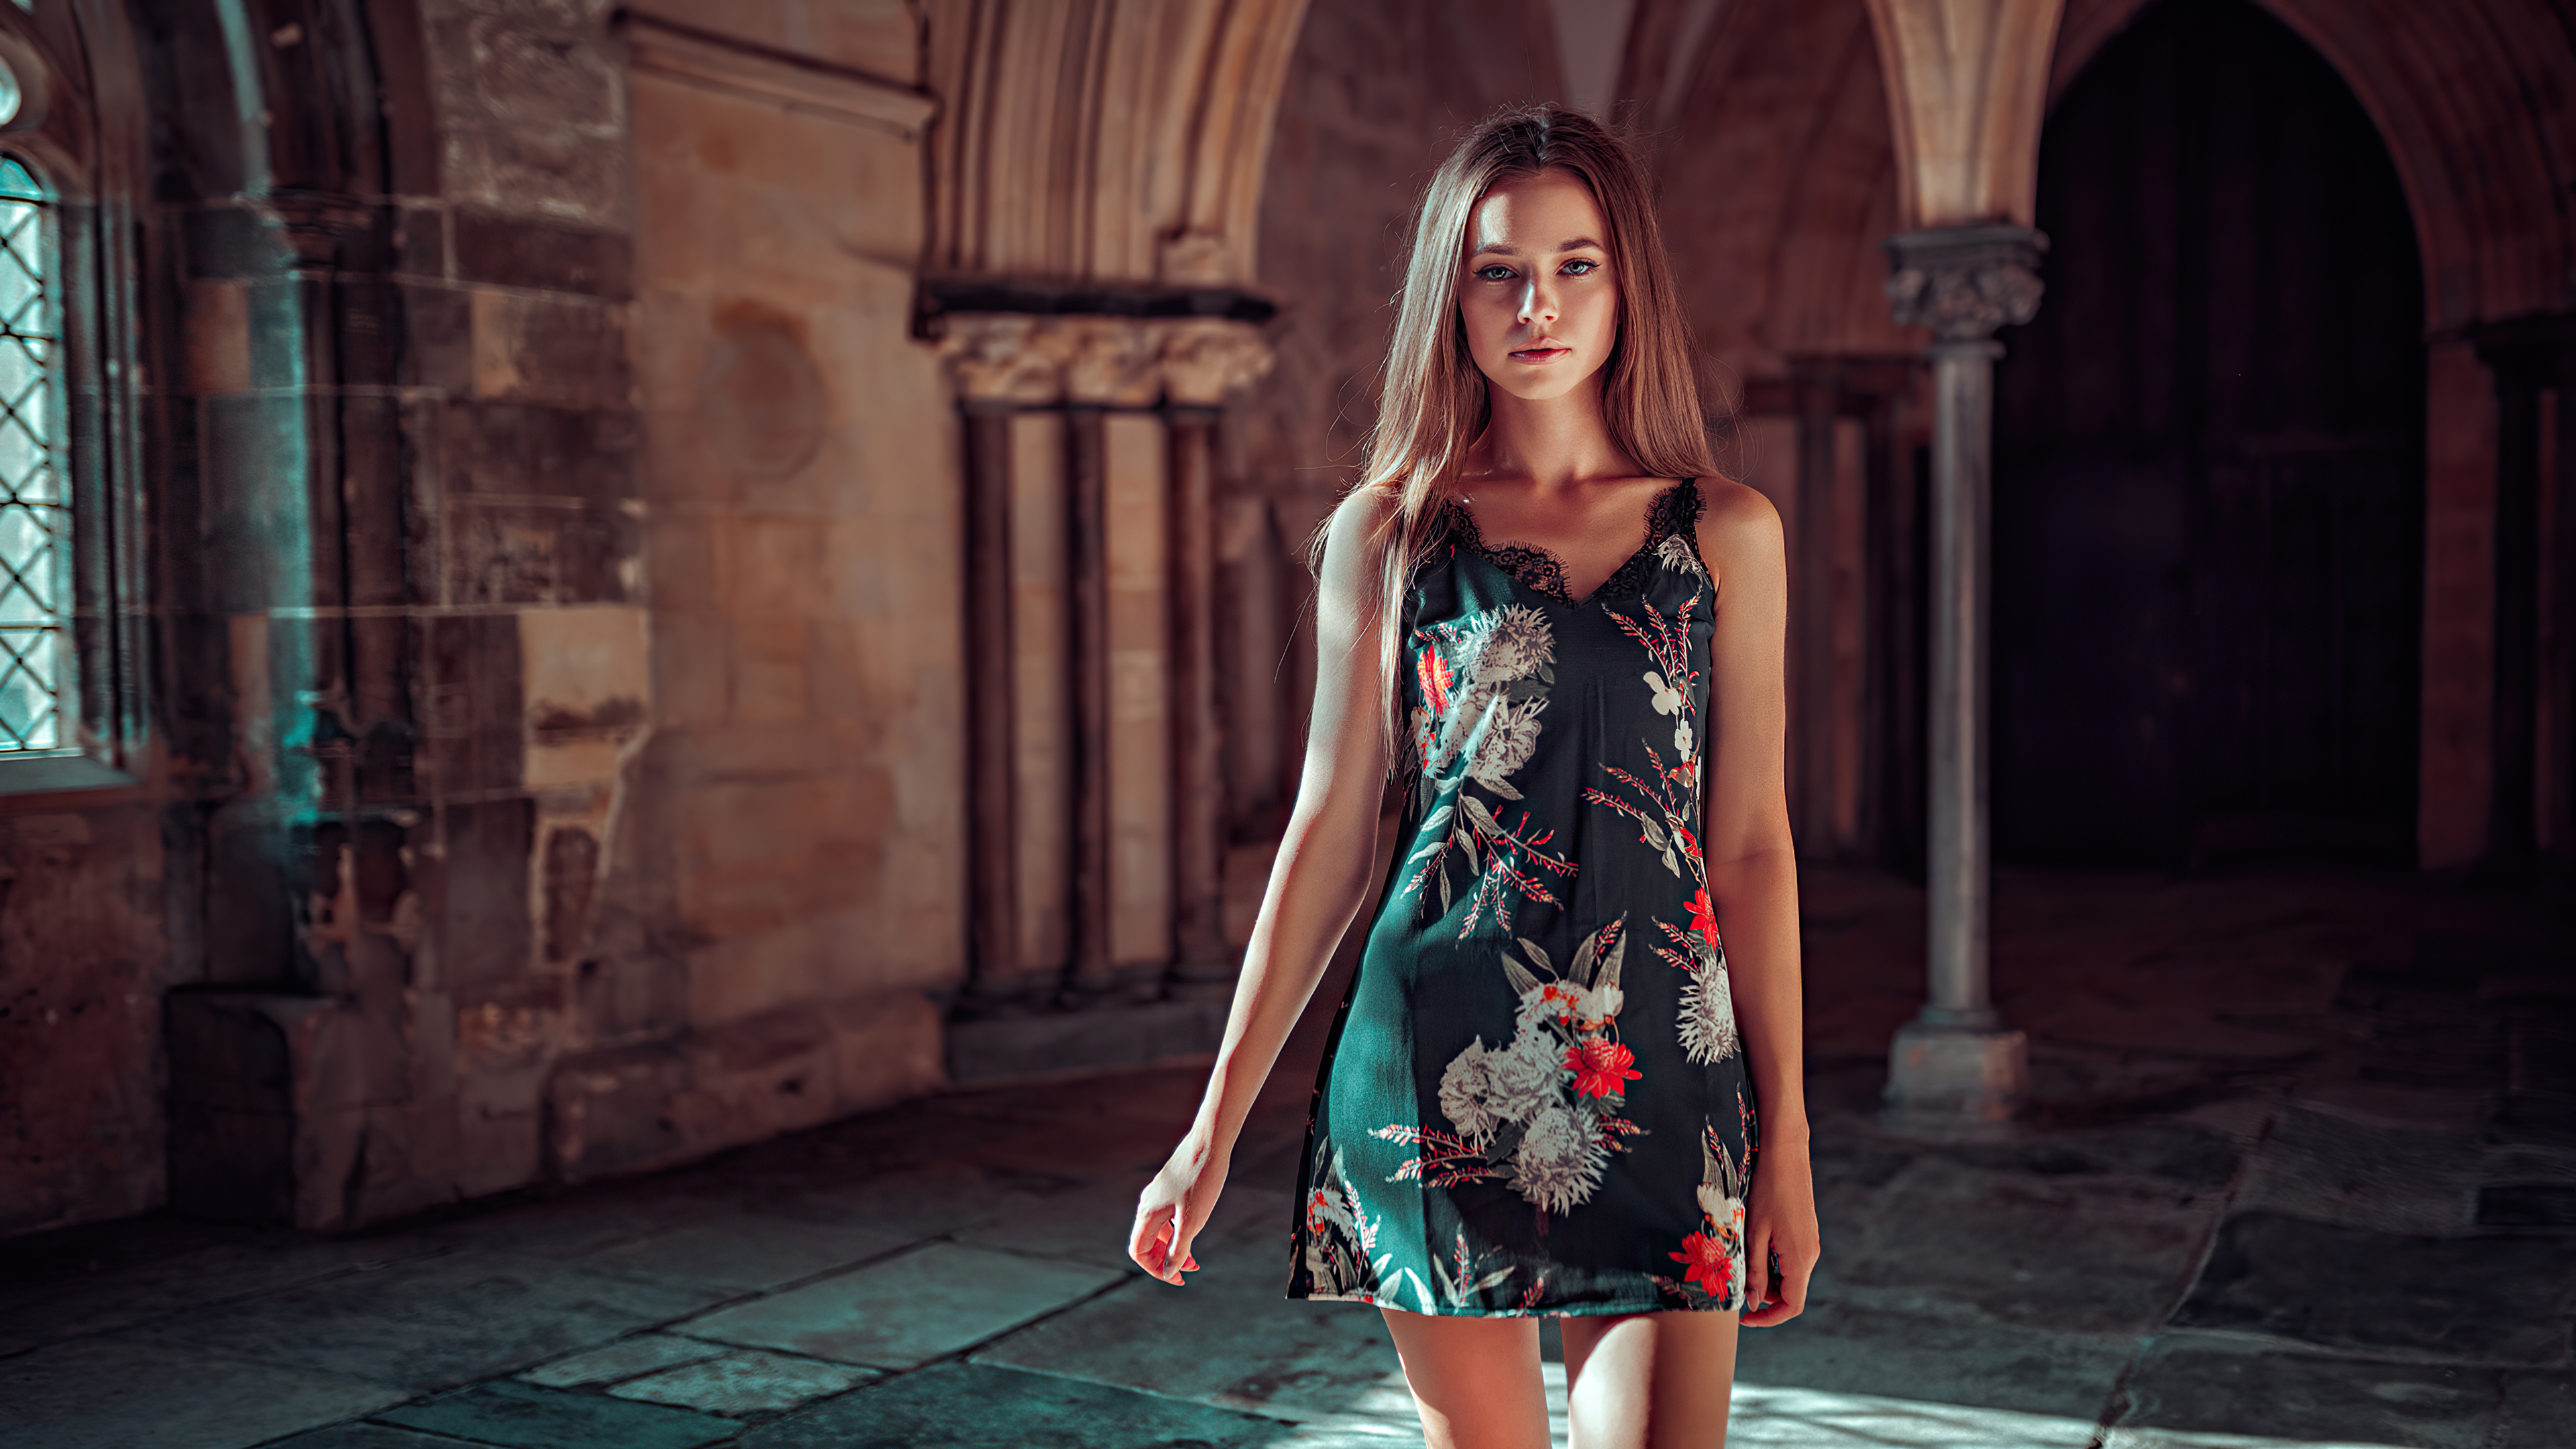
[1992,0,2426,868]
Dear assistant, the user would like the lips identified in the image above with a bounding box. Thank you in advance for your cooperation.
[1509,342,1572,363]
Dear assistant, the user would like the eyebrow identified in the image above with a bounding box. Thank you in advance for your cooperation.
[1468,237,1608,257]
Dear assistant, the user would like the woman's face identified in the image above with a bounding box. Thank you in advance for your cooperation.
[1458,168,1619,405]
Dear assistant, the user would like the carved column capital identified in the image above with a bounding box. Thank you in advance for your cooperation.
[936,313,1275,409]
[1884,224,2049,343]
[1160,318,1274,407]
[937,315,1076,407]
[1059,317,1165,407]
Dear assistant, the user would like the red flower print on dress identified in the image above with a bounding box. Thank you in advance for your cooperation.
[1417,645,1453,715]
[1565,1038,1641,1099]
[1686,887,1720,951]
[1670,1230,1733,1298]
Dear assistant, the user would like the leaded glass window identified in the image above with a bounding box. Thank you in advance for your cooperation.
[0,156,61,754]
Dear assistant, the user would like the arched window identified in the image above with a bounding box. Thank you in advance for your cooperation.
[0,154,57,754]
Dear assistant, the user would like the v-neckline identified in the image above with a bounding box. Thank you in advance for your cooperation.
[1444,478,1690,607]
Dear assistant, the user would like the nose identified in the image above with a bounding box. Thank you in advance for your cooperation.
[1517,274,1557,328]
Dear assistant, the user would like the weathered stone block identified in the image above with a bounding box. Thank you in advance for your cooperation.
[399,282,474,392]
[443,400,639,500]
[521,604,651,790]
[541,990,943,1186]
[455,207,634,298]
[392,201,449,279]
[544,1040,692,1183]
[448,498,639,606]
[455,977,566,1119]
[456,1106,543,1200]
[419,611,524,794]
[166,989,382,1226]
[674,1007,840,1143]
[441,125,631,230]
[470,289,631,409]
[825,989,945,1111]
[437,796,535,987]
[542,825,600,962]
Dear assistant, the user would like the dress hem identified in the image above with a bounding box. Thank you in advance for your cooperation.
[1285,1289,1743,1319]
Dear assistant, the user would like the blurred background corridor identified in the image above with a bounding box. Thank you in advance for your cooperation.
[0,0,2570,1445]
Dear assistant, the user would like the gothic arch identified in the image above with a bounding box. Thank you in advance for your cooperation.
[927,0,1311,287]
[2054,0,2576,329]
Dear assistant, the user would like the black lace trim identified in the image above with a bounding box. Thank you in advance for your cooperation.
[1440,478,1703,604]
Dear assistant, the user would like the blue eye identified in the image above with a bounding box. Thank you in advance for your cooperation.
[1475,264,1515,282]
[1562,258,1599,276]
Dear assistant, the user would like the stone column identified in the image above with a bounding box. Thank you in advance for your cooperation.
[2473,341,2549,877]
[1162,320,1273,994]
[940,318,1074,1013]
[1880,224,2045,1128]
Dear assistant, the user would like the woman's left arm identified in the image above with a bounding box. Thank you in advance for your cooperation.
[1695,480,1820,1328]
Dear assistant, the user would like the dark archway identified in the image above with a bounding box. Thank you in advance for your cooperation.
[1992,0,2425,868]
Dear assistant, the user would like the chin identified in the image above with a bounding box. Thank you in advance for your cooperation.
[1483,368,1599,405]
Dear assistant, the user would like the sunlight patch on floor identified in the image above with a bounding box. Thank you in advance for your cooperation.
[1273,1368,2414,1449]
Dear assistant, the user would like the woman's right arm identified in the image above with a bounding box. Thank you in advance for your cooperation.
[1127,487,1398,1285]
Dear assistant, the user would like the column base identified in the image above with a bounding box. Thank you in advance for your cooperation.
[1882,1018,2029,1135]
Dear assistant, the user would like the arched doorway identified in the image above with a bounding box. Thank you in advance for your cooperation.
[1991,0,2425,868]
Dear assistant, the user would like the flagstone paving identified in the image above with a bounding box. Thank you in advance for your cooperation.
[0,865,2567,1448]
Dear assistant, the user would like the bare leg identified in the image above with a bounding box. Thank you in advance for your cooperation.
[1558,1310,1739,1449]
[1378,1307,1552,1449]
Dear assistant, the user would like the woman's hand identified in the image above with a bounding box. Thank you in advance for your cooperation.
[1741,1135,1819,1326]
[1129,1133,1229,1285]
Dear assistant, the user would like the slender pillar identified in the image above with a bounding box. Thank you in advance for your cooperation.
[1064,407,1116,999]
[1880,224,2045,1128]
[2478,346,2546,877]
[959,406,1024,1010]
[1788,358,1843,855]
[1165,407,1232,989]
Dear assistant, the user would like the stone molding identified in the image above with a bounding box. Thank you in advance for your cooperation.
[938,314,1275,408]
[1884,224,2049,342]
[621,13,937,140]
[926,0,1309,287]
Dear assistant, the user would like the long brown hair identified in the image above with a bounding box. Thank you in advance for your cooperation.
[1331,105,1719,745]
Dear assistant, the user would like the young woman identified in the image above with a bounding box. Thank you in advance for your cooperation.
[1129,107,1819,1448]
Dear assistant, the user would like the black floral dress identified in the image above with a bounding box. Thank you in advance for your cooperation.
[1287,478,1757,1318]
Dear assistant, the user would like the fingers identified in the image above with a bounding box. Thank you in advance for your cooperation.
[1128,1201,1173,1277]
[1162,1203,1207,1286]
[1130,1197,1205,1286]
[1741,1226,1817,1328]
[1740,1220,1775,1320]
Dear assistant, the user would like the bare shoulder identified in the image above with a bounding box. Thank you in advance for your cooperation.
[1692,477,1784,589]
[1316,484,1405,591]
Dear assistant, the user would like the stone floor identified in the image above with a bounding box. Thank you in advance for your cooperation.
[3,863,2571,1448]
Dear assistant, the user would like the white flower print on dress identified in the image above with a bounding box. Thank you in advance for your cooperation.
[1678,957,1740,1065]
[1460,694,1548,800]
[1644,670,1684,717]
[1656,532,1705,577]
[1376,918,1648,1221]
[1511,1102,1608,1216]
[1436,1039,1503,1144]
[1401,604,1576,935]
